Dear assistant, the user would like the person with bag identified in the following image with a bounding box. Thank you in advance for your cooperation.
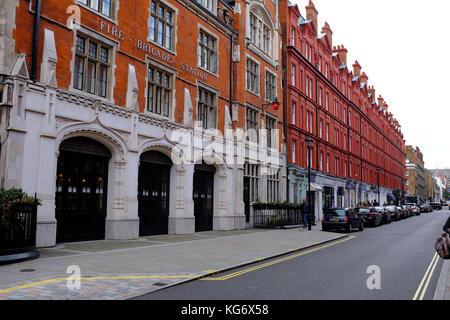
[435,216,450,259]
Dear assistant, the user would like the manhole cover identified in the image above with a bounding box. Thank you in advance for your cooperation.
[153,282,167,287]
[20,269,36,273]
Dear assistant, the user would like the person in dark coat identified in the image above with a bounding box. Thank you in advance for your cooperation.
[444,216,450,232]
[301,199,309,229]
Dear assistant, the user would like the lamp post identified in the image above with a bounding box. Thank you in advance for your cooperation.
[306,135,314,231]
[261,98,281,115]
[377,167,381,205]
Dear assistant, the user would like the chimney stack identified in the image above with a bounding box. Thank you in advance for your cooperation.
[352,60,361,77]
[360,72,368,84]
[377,95,384,108]
[333,45,348,66]
[306,1,318,34]
[321,22,333,48]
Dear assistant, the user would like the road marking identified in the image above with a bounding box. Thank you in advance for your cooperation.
[0,275,198,295]
[413,253,439,300]
[202,236,356,281]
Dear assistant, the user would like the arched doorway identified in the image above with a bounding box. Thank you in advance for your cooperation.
[138,151,172,236]
[193,162,216,232]
[56,137,111,243]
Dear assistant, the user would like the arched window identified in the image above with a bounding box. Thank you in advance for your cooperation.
[248,5,274,57]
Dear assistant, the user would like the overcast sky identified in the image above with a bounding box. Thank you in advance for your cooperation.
[292,0,449,170]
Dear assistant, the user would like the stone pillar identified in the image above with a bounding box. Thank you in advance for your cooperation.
[169,163,195,234]
[106,151,140,240]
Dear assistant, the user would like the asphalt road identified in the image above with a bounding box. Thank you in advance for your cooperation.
[133,208,450,300]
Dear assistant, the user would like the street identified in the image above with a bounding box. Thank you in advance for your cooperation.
[133,209,450,300]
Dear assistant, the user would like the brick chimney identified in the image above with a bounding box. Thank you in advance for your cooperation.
[368,85,375,98]
[352,60,361,77]
[333,45,348,66]
[377,95,384,108]
[321,22,333,48]
[306,0,318,34]
[360,72,368,84]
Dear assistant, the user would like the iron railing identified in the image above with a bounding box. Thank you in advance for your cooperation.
[0,201,38,255]
[253,207,303,228]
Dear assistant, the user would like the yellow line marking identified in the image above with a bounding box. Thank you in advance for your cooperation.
[202,236,355,281]
[413,253,439,300]
[0,275,197,295]
[419,254,440,300]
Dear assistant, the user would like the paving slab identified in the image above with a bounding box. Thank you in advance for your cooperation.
[0,227,346,300]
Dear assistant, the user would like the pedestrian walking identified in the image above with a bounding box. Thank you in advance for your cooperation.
[301,199,309,229]
[444,216,450,232]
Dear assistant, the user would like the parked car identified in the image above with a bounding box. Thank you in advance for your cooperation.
[385,206,400,221]
[356,207,382,227]
[375,206,392,224]
[405,203,420,216]
[430,202,443,210]
[322,208,364,233]
[420,203,433,213]
[403,205,414,218]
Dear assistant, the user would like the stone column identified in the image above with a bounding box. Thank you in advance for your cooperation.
[169,163,195,234]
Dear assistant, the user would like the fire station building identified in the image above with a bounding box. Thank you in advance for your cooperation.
[0,0,285,247]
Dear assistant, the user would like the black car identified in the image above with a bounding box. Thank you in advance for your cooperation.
[356,207,382,227]
[384,206,399,221]
[375,206,392,224]
[322,208,364,233]
[420,203,433,213]
[430,202,443,210]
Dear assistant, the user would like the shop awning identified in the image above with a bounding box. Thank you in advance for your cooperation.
[309,183,324,192]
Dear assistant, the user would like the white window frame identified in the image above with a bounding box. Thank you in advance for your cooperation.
[246,56,260,96]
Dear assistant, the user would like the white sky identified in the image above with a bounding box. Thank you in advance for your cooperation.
[292,0,449,170]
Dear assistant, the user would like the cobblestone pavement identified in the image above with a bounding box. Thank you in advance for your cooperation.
[0,227,345,300]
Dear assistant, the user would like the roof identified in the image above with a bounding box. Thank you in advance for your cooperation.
[318,33,327,40]
[339,65,347,69]
[352,76,359,82]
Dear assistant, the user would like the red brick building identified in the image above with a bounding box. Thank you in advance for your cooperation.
[0,0,285,247]
[279,0,406,218]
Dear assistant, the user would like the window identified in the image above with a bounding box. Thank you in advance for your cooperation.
[247,58,259,94]
[292,141,296,163]
[309,78,313,98]
[291,27,295,46]
[266,116,277,149]
[319,87,322,106]
[306,111,309,132]
[245,163,259,204]
[291,65,296,86]
[305,76,309,96]
[325,63,328,78]
[267,169,280,203]
[318,57,322,72]
[319,120,323,138]
[196,0,215,12]
[73,35,110,98]
[309,111,313,133]
[249,12,272,56]
[326,123,329,141]
[305,42,309,60]
[326,93,329,111]
[246,107,259,143]
[149,1,174,50]
[147,65,172,117]
[292,102,296,125]
[266,71,276,102]
[198,31,217,73]
[320,152,323,171]
[197,87,217,129]
[79,0,113,18]
[327,154,330,172]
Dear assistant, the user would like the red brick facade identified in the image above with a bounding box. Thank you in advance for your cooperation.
[280,0,406,195]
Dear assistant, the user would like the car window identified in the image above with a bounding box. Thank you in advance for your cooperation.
[357,208,370,214]
[324,209,346,217]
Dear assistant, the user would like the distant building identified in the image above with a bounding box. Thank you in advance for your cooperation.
[405,146,426,203]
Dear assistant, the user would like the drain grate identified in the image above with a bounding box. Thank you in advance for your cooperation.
[20,269,36,273]
[153,282,167,287]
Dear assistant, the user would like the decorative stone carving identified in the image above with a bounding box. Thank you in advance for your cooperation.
[126,64,139,111]
[40,29,58,88]
[10,53,29,80]
[184,88,194,128]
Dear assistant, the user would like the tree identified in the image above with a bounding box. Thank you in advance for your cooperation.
[444,190,450,201]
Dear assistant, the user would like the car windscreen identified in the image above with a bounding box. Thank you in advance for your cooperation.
[357,208,370,213]
[324,209,346,217]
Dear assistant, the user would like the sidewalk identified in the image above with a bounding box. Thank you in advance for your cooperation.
[0,226,346,300]
[434,259,450,300]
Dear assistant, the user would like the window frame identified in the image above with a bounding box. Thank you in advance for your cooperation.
[197,85,218,130]
[246,56,260,96]
[78,0,115,19]
[198,28,219,74]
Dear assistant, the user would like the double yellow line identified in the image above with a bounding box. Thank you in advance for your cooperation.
[202,236,356,281]
[413,253,440,300]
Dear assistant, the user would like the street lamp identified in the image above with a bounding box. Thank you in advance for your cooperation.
[377,168,381,205]
[262,98,281,115]
[306,135,314,231]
